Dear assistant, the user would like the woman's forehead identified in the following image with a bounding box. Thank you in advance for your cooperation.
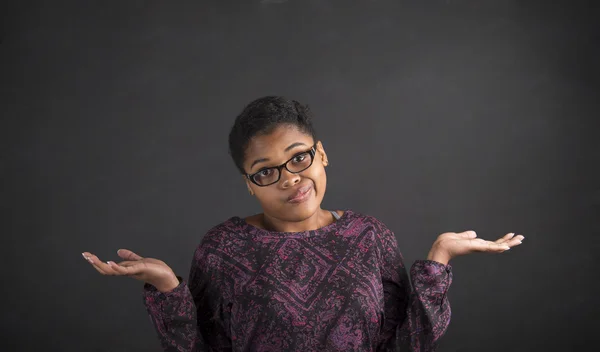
[246,125,313,156]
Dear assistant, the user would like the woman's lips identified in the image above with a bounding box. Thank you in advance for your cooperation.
[287,185,313,203]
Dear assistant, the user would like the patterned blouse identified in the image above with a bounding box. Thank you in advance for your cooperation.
[143,210,452,351]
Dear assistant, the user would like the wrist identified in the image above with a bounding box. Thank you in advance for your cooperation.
[427,248,451,265]
[154,274,180,293]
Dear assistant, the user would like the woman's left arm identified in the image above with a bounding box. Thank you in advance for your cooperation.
[376,228,452,352]
[377,227,524,352]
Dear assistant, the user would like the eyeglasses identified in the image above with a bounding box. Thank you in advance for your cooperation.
[245,145,317,186]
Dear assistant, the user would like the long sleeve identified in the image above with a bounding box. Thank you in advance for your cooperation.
[143,240,233,351]
[377,227,453,352]
[187,242,233,351]
[143,279,201,351]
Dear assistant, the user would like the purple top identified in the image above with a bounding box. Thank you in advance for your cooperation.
[143,210,452,351]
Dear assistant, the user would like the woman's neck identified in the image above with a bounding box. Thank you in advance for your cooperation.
[256,208,334,232]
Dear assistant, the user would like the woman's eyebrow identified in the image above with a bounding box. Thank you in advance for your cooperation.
[284,142,308,152]
[249,142,309,170]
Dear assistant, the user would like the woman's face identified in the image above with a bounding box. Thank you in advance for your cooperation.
[243,124,328,223]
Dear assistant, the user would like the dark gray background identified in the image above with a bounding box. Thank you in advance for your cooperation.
[2,0,598,351]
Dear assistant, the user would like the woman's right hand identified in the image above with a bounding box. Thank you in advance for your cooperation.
[82,249,180,293]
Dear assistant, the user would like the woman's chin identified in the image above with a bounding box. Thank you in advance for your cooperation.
[286,202,321,221]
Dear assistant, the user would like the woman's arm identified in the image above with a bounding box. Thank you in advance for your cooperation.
[376,226,452,352]
[143,240,234,352]
[377,226,524,352]
[143,279,202,351]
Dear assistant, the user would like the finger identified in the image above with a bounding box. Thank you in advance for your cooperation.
[495,233,516,244]
[82,253,106,274]
[82,252,95,264]
[85,253,128,276]
[89,262,109,275]
[456,231,477,239]
[117,249,143,261]
[469,239,510,252]
[81,252,106,275]
[83,252,104,267]
[505,234,525,247]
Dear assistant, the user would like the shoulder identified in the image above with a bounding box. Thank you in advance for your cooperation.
[202,217,240,241]
[189,217,251,274]
[191,216,250,259]
[344,212,403,266]
[200,216,245,243]
[344,210,394,234]
[188,218,249,296]
[344,211,398,248]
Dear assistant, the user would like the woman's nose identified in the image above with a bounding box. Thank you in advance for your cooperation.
[280,169,301,188]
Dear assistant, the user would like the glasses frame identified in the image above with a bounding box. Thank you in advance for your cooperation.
[245,144,317,187]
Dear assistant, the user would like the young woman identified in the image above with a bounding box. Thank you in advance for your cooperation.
[83,96,524,352]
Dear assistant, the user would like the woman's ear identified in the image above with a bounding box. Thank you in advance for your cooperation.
[243,176,255,196]
[316,141,329,167]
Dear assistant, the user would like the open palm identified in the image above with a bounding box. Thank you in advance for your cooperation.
[82,249,179,292]
[429,231,524,263]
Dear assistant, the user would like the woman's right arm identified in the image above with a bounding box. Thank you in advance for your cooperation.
[143,278,204,351]
[142,242,234,352]
[83,247,230,352]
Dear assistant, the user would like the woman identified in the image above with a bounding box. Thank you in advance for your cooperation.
[82,96,524,352]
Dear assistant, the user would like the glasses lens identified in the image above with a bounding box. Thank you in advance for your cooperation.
[251,150,314,186]
[287,151,313,173]
[252,168,279,186]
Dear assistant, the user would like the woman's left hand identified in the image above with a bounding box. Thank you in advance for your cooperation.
[427,231,524,265]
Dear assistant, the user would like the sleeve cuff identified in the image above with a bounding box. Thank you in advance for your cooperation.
[414,259,452,273]
[143,276,187,303]
[411,260,453,289]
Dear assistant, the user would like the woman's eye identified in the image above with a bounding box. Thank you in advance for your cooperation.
[293,154,307,163]
[259,169,272,176]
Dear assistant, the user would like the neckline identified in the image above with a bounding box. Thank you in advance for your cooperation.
[231,210,353,238]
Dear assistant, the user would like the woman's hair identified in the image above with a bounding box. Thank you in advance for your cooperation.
[228,96,317,174]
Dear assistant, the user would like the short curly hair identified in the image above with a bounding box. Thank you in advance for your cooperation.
[228,96,318,174]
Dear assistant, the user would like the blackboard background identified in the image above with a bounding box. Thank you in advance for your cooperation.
[2,1,599,351]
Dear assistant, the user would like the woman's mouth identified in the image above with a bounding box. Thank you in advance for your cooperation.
[287,185,313,203]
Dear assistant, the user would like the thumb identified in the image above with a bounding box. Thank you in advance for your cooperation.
[117,249,143,261]
[456,230,477,239]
